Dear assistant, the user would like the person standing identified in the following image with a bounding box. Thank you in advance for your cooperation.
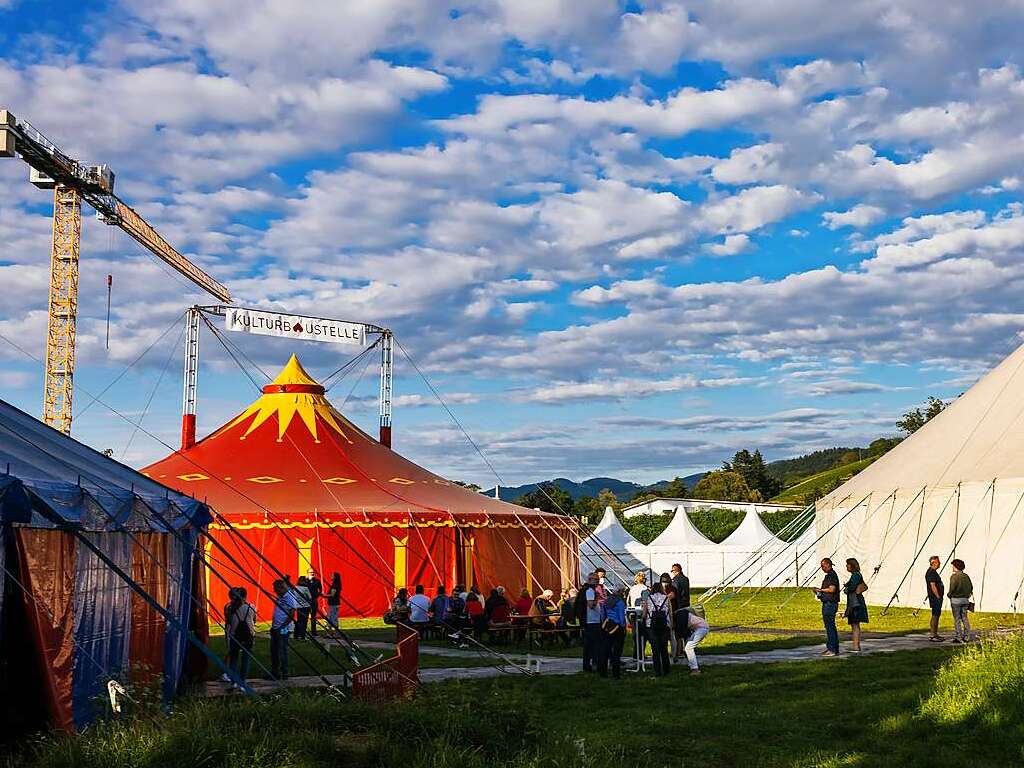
[842,558,869,652]
[325,572,342,628]
[306,571,322,637]
[598,587,627,679]
[670,564,690,609]
[680,608,709,676]
[643,582,673,677]
[594,567,610,599]
[628,572,650,663]
[670,564,690,660]
[270,579,297,681]
[948,559,974,643]
[583,574,603,672]
[293,576,312,640]
[812,558,841,656]
[925,556,945,641]
[658,573,679,658]
[226,587,256,683]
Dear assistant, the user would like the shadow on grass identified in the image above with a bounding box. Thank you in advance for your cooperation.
[10,639,1024,768]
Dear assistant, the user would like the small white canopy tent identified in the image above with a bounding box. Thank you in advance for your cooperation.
[719,510,788,587]
[578,507,647,586]
[647,507,724,585]
[815,341,1024,612]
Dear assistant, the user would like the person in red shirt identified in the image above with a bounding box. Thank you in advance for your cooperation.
[515,589,533,616]
[465,592,486,635]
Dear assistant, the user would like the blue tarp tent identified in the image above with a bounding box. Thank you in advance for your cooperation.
[0,397,211,732]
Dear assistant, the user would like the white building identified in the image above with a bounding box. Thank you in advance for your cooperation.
[620,497,801,519]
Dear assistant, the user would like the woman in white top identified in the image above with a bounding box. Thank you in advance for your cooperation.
[681,610,709,675]
[628,572,650,662]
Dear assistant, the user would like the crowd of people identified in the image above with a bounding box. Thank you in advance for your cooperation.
[220,569,343,683]
[216,553,979,684]
[812,555,977,656]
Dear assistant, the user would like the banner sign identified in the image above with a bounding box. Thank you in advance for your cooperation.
[224,307,366,346]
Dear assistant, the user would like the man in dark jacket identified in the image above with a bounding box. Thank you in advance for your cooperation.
[670,563,691,658]
[307,571,323,637]
[670,563,690,609]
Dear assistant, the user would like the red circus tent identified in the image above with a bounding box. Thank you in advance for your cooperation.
[143,355,579,621]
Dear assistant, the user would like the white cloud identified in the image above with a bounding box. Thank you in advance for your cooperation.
[699,185,819,235]
[704,234,752,256]
[520,375,753,403]
[822,204,887,229]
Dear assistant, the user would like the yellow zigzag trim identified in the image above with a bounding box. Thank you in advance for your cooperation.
[225,354,353,444]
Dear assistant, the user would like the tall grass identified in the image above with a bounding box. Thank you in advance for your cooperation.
[920,632,1024,727]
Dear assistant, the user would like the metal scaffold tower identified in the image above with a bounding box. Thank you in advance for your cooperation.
[42,186,82,434]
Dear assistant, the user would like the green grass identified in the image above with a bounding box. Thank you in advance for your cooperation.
[701,587,1024,636]
[13,634,1024,768]
[771,456,878,504]
[204,633,497,677]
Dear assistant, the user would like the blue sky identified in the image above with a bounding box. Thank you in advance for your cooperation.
[2,1,1024,486]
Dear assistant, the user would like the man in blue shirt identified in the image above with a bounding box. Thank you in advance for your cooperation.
[270,578,298,680]
[598,586,627,679]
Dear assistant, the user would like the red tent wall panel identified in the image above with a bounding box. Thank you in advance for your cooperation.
[128,532,168,682]
[405,524,454,593]
[15,529,76,732]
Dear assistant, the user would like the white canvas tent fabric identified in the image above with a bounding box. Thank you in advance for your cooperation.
[647,507,722,584]
[579,507,820,588]
[578,507,648,585]
[815,341,1024,613]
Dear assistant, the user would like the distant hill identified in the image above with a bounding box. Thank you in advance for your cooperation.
[770,455,880,505]
[485,445,891,506]
[486,473,706,502]
[766,448,862,486]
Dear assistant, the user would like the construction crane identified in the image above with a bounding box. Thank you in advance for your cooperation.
[0,108,231,435]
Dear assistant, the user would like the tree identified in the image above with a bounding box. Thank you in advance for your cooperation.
[453,480,482,492]
[868,437,901,456]
[691,470,755,502]
[723,449,780,499]
[661,476,689,498]
[897,396,946,435]
[627,490,660,505]
[620,513,671,545]
[573,495,602,521]
[596,488,619,510]
[513,482,574,516]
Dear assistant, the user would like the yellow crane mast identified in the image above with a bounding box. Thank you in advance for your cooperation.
[0,108,231,435]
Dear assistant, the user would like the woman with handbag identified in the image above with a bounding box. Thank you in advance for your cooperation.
[947,559,974,643]
[842,558,869,652]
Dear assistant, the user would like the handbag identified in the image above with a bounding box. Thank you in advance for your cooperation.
[967,602,976,612]
[382,611,397,625]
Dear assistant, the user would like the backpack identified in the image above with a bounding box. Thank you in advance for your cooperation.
[573,588,590,619]
[232,604,254,646]
[649,596,669,631]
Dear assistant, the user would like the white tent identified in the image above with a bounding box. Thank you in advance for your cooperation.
[719,510,788,587]
[815,341,1024,613]
[647,506,722,584]
[578,507,648,586]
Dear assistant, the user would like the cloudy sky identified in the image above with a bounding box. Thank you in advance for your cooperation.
[2,1,1024,487]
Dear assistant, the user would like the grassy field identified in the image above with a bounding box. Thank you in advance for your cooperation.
[196,589,1024,684]
[699,586,1024,634]
[771,456,878,504]
[12,633,1024,768]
